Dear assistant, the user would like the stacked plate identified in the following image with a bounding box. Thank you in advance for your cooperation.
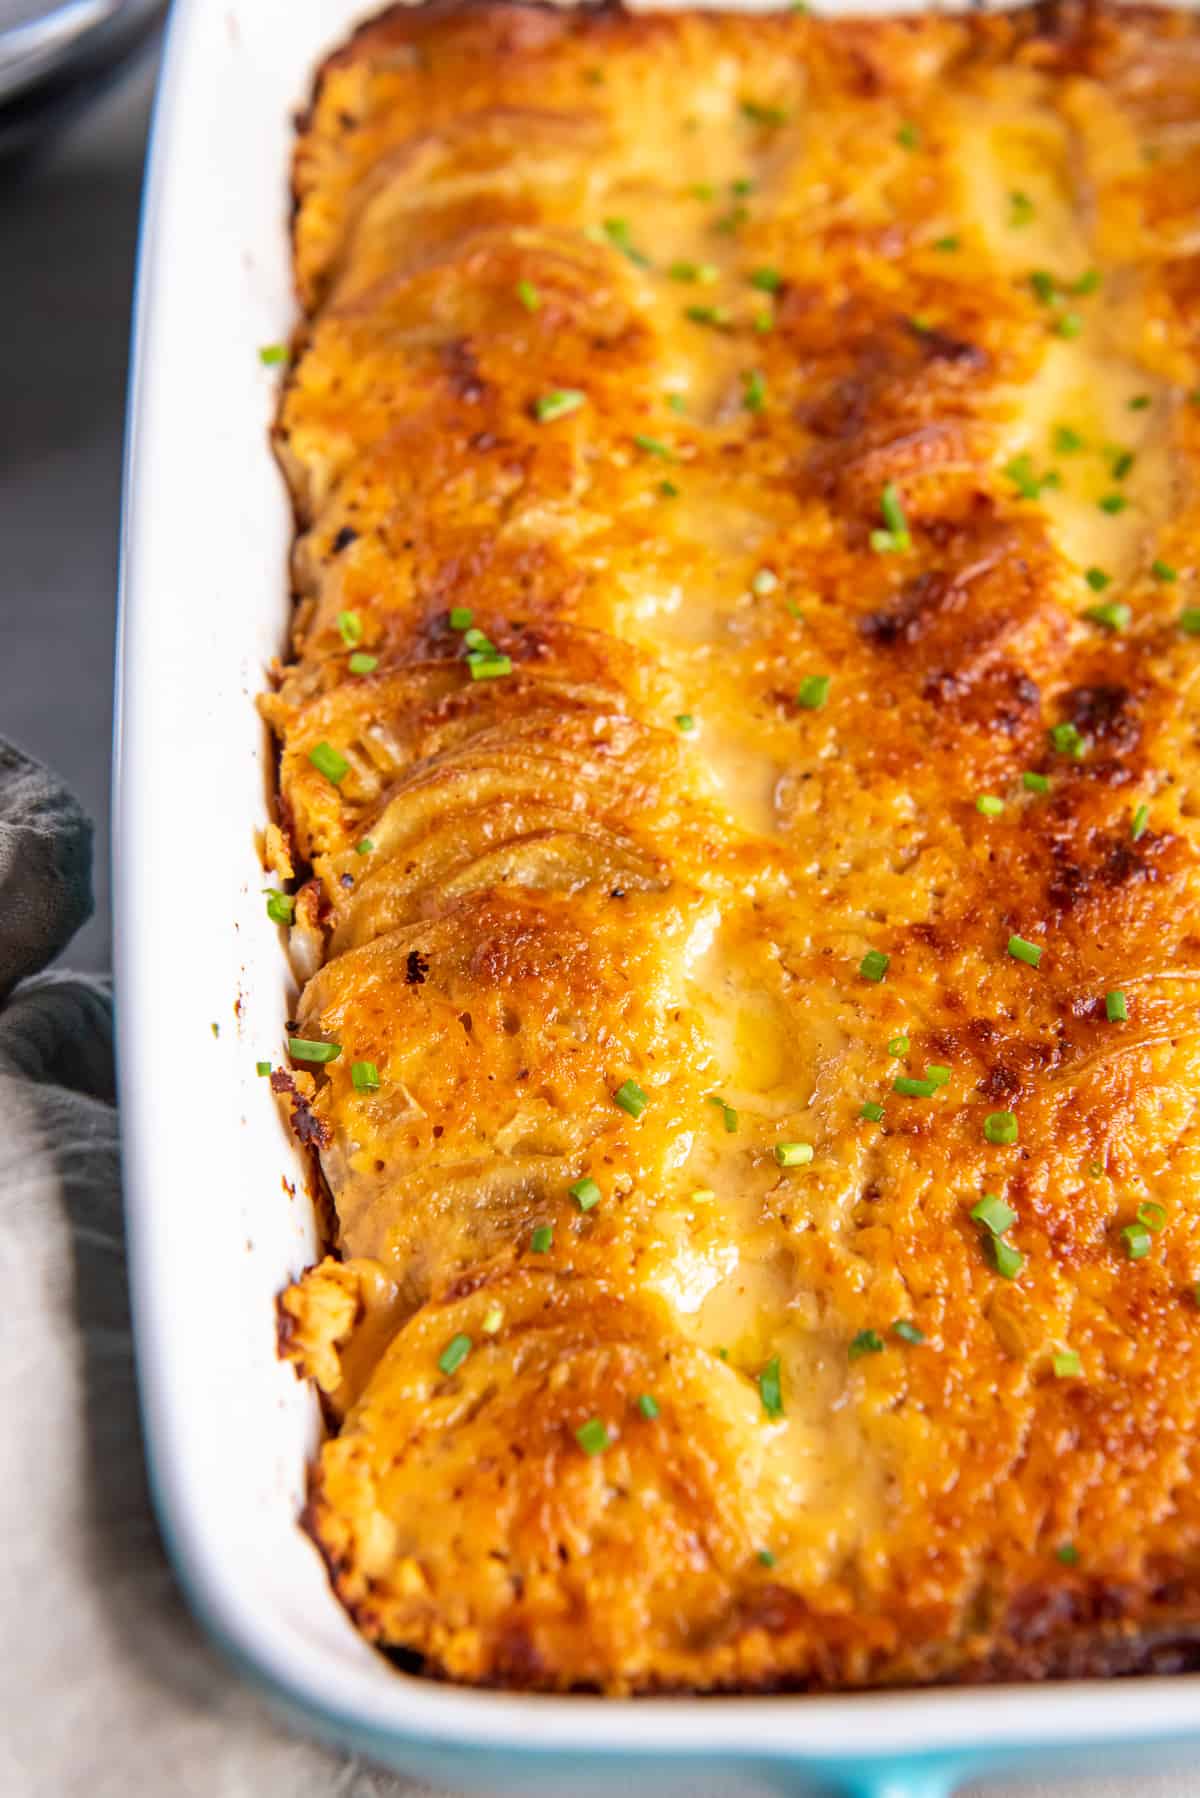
[0,0,162,153]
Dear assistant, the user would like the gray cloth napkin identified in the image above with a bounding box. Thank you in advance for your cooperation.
[0,739,437,1798]
[0,736,1184,1798]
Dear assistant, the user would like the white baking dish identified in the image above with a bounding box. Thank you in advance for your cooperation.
[113,1,1200,1790]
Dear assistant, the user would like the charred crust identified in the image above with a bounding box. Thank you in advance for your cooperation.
[270,1068,333,1148]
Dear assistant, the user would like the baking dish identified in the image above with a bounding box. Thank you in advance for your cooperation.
[113,0,1200,1787]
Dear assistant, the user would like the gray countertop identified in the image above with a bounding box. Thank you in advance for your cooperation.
[0,45,156,971]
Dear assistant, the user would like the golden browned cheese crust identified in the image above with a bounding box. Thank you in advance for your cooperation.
[265,0,1200,1692]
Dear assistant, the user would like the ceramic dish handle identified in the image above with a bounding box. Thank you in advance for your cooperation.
[821,1764,961,1798]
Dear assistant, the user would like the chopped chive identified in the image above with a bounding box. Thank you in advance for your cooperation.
[633,433,673,460]
[757,1547,776,1567]
[481,1305,503,1334]
[1137,1200,1167,1232]
[709,1095,738,1133]
[675,713,695,732]
[516,279,541,312]
[1054,424,1085,453]
[976,794,1005,817]
[984,1110,1019,1144]
[463,627,492,650]
[1122,1223,1151,1260]
[1007,934,1043,968]
[879,482,910,548]
[893,1076,937,1098]
[1053,1350,1081,1378]
[743,368,767,413]
[1071,269,1101,295]
[971,1193,1017,1235]
[775,1141,814,1167]
[1009,190,1035,227]
[602,216,649,266]
[668,260,718,283]
[1131,802,1150,840]
[468,653,513,680]
[1053,312,1083,339]
[1111,449,1135,481]
[686,304,731,328]
[1098,493,1128,514]
[740,99,790,127]
[288,1036,341,1064]
[1129,394,1151,411]
[714,204,748,235]
[888,1034,911,1057]
[637,1393,660,1420]
[1151,558,1177,582]
[308,741,350,784]
[689,182,716,201]
[530,1224,554,1253]
[1084,567,1111,592]
[449,606,473,630]
[337,609,363,647]
[859,949,890,983]
[1105,990,1128,1022]
[932,234,960,253]
[660,481,679,499]
[569,1175,601,1210]
[1023,771,1050,794]
[1030,270,1057,305]
[925,1064,952,1088]
[849,1328,885,1359]
[438,1333,472,1375]
[348,652,378,674]
[576,1417,611,1455]
[1049,721,1085,758]
[753,310,774,336]
[750,266,782,292]
[1180,609,1200,635]
[892,1319,925,1344]
[896,121,920,149]
[909,314,932,335]
[990,1236,1024,1279]
[534,388,585,422]
[259,343,288,366]
[1057,1543,1080,1566]
[614,1078,648,1118]
[731,177,755,198]
[355,837,375,855]
[265,890,294,926]
[351,1060,379,1091]
[860,1100,885,1122]
[795,674,831,710]
[758,1355,784,1417]
[1003,454,1045,500]
[256,1060,272,1076]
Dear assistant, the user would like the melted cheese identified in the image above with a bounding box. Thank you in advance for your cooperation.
[271,2,1200,1696]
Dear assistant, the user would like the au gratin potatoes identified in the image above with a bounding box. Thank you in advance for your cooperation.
[262,0,1200,1692]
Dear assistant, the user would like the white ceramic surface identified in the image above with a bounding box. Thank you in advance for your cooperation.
[113,2,1200,1789]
